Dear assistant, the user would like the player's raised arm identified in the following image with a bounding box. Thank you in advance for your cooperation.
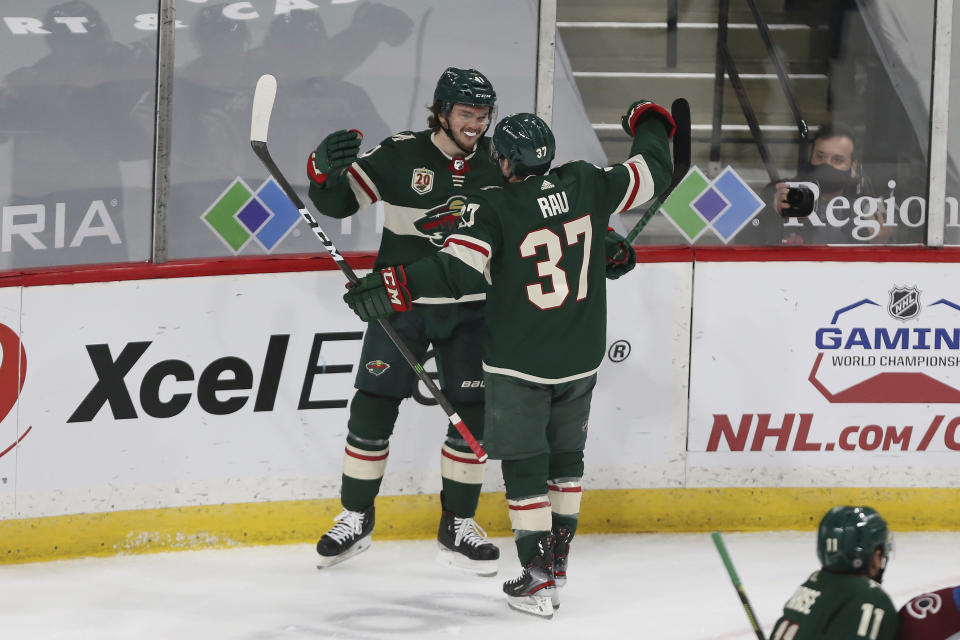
[617,99,676,210]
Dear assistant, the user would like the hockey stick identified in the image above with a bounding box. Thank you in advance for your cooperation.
[711,532,767,640]
[621,97,692,246]
[250,74,488,463]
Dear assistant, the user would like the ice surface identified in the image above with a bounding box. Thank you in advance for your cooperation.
[1,531,957,639]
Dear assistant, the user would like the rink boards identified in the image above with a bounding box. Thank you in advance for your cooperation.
[2,247,960,562]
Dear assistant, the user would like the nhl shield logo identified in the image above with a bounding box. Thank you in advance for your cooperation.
[365,360,390,376]
[888,285,921,321]
[411,168,434,195]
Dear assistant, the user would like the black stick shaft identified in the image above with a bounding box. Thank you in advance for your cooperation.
[250,139,487,462]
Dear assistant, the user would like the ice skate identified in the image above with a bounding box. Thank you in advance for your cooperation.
[552,526,572,588]
[316,506,374,569]
[503,535,556,618]
[437,510,500,576]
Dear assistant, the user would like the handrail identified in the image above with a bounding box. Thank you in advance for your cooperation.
[710,0,811,180]
[718,42,780,182]
[710,0,727,167]
[744,0,809,140]
[666,0,678,69]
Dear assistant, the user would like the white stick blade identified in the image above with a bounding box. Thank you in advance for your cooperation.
[250,74,277,143]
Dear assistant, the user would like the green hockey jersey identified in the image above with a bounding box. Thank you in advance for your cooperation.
[308,129,504,303]
[771,570,898,640]
[404,122,672,382]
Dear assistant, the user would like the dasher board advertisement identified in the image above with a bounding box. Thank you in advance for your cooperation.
[2,262,690,519]
[688,260,960,487]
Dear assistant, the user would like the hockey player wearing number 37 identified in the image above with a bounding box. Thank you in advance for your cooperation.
[306,68,505,575]
[341,103,676,617]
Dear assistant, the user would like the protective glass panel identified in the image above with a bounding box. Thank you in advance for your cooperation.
[559,0,936,246]
[167,0,545,259]
[0,1,157,268]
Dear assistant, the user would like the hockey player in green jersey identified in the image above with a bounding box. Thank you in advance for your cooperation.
[306,68,504,574]
[772,506,898,640]
[340,102,677,617]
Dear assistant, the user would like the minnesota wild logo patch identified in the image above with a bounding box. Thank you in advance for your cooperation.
[415,195,467,246]
[365,360,391,376]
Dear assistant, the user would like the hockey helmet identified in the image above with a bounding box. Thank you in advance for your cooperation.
[492,113,556,177]
[194,3,251,54]
[266,10,327,45]
[817,506,893,574]
[433,67,497,112]
[44,1,108,42]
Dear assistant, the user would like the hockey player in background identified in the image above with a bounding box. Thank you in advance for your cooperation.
[772,506,898,640]
[340,102,675,617]
[306,68,503,575]
[897,585,960,640]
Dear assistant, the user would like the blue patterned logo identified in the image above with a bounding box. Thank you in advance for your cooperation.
[661,166,765,243]
[202,178,301,253]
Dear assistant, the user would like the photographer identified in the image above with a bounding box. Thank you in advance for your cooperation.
[752,123,892,245]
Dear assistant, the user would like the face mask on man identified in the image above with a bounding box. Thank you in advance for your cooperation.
[799,161,857,193]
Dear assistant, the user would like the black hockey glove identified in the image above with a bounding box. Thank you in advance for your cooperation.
[343,266,413,322]
[308,129,363,187]
[621,100,676,139]
[604,228,637,280]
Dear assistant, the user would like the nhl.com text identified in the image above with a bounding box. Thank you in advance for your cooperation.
[706,413,960,452]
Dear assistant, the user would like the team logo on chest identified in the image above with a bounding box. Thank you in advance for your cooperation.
[415,195,467,246]
[411,168,434,195]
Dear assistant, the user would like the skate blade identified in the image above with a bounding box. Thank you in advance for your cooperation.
[316,536,371,569]
[436,545,498,577]
[506,593,555,619]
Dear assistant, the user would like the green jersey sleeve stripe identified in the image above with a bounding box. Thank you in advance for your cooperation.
[445,235,490,257]
[441,236,492,281]
[347,164,380,207]
[617,155,656,213]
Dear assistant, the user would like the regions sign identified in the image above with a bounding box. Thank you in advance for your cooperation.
[202,178,301,254]
[660,166,765,243]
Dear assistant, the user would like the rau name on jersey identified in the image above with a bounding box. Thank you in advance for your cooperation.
[537,192,569,219]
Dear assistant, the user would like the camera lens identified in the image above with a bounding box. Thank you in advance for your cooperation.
[781,186,815,217]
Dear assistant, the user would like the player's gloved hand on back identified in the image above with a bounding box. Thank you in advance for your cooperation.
[308,129,363,186]
[621,100,676,139]
[604,228,637,280]
[343,266,413,322]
